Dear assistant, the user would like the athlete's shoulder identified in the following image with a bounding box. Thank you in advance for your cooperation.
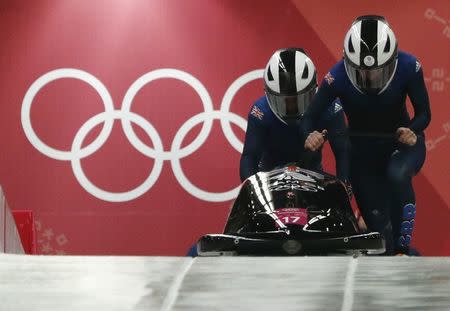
[398,50,417,64]
[329,59,346,75]
[322,60,347,88]
[249,96,271,122]
[397,50,422,75]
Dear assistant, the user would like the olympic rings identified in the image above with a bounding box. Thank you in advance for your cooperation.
[21,68,263,202]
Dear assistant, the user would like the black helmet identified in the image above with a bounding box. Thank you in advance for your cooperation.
[263,48,317,124]
[343,15,398,94]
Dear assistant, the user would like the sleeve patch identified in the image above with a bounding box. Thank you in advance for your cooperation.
[324,72,335,85]
[250,106,264,120]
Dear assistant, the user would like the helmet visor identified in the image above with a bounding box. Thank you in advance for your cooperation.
[345,59,397,94]
[266,87,316,122]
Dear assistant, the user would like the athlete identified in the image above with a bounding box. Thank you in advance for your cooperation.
[303,16,431,255]
[240,48,350,186]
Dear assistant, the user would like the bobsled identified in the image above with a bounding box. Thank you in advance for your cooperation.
[197,164,385,256]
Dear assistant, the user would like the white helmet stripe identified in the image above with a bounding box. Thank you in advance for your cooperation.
[268,52,281,93]
[295,51,307,91]
[344,22,362,66]
[376,21,396,65]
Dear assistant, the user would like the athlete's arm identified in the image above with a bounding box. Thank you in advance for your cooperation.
[240,111,266,181]
[407,63,431,133]
[303,75,338,150]
[326,108,350,181]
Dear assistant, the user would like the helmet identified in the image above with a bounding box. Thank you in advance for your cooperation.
[264,48,317,124]
[343,15,398,94]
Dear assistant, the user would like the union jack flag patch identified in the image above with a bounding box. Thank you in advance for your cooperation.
[251,106,264,120]
[324,72,334,85]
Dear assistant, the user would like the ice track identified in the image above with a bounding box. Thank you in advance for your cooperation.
[1,254,450,311]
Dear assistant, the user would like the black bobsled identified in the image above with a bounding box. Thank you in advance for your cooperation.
[197,164,385,256]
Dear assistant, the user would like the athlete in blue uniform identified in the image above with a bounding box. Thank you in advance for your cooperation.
[240,48,350,184]
[303,16,431,255]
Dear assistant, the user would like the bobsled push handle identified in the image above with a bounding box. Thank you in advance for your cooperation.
[328,130,398,139]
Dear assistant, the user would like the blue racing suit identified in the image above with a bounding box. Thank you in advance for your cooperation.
[303,51,431,255]
[240,95,349,182]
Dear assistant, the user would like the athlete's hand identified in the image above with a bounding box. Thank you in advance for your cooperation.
[396,127,417,146]
[304,130,327,151]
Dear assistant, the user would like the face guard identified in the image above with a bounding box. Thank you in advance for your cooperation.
[266,86,316,124]
[344,57,397,94]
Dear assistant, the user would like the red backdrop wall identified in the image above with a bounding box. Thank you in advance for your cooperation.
[0,0,449,255]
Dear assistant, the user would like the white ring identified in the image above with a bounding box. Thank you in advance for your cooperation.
[21,69,114,161]
[21,68,260,203]
[71,110,164,202]
[171,111,246,202]
[121,69,213,160]
[220,69,263,153]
